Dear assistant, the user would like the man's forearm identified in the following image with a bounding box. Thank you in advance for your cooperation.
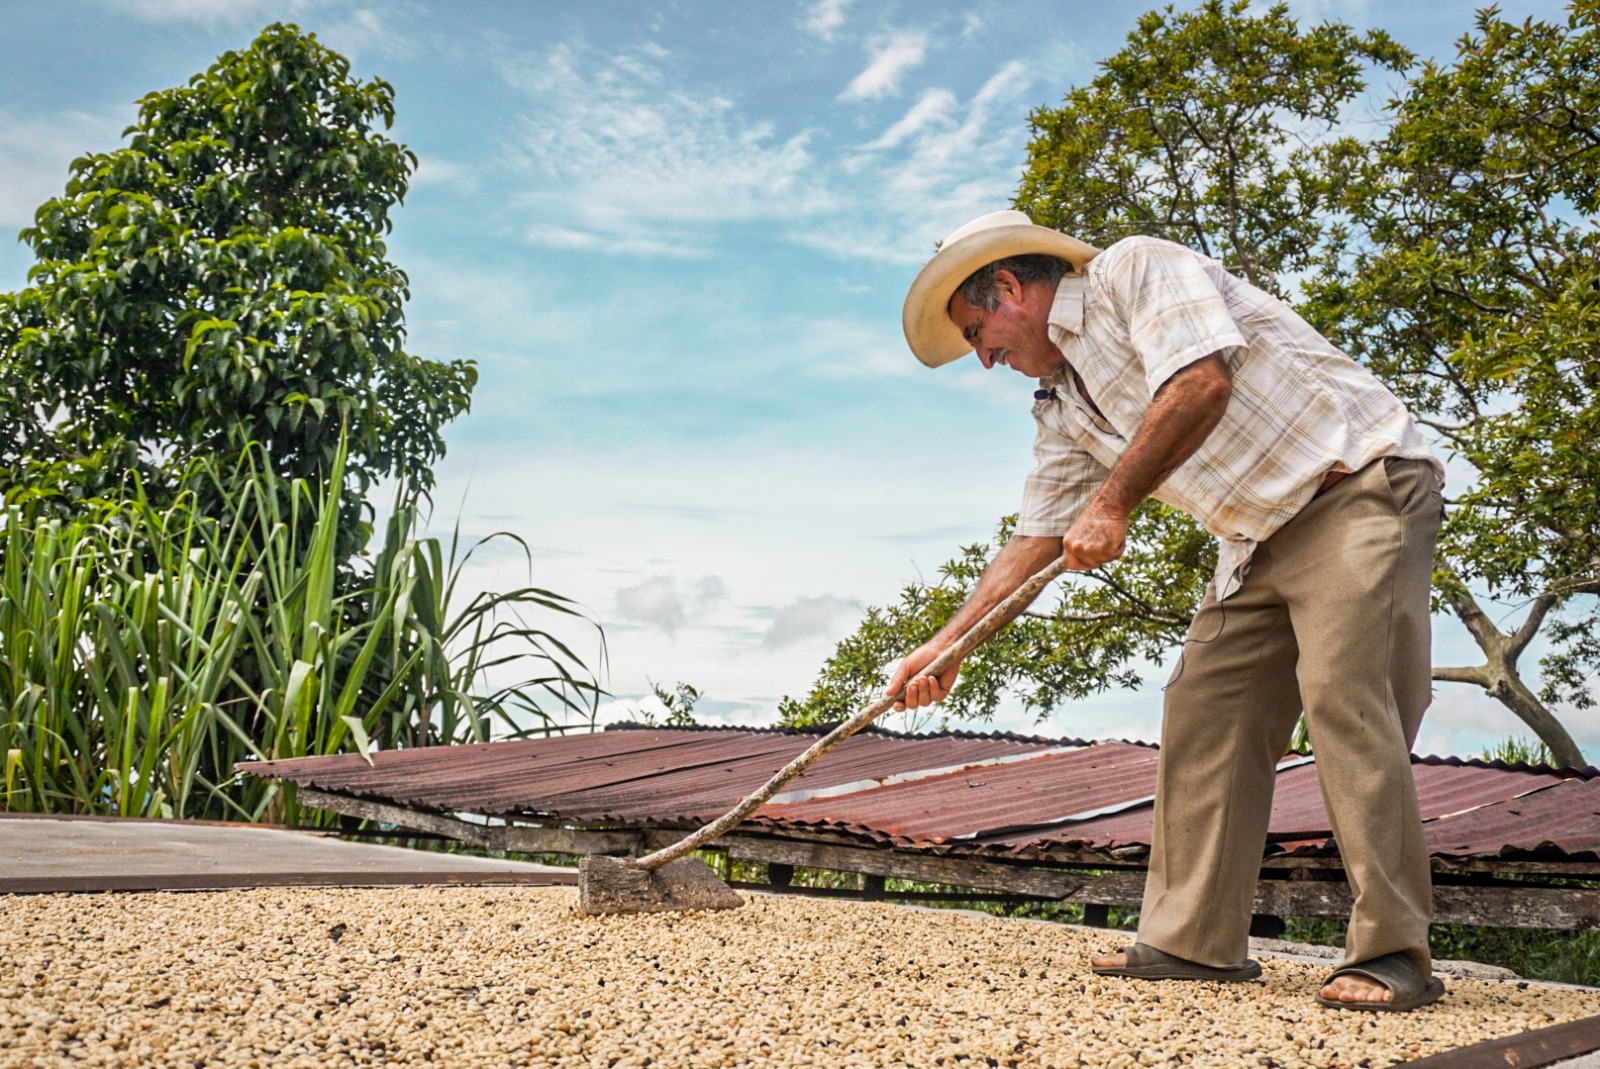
[927,534,1064,649]
[1093,353,1232,518]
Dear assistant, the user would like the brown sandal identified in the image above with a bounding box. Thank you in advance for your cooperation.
[1092,943,1262,982]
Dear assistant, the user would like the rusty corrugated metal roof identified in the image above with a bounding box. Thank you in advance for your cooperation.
[994,758,1578,859]
[759,744,1159,845]
[1423,776,1600,860]
[247,726,1063,825]
[243,724,1600,864]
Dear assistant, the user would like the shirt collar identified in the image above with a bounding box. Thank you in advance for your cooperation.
[1046,273,1090,344]
[1040,273,1090,390]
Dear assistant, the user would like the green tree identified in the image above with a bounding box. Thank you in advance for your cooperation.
[1304,3,1600,768]
[0,23,475,558]
[783,0,1407,729]
[1017,0,1408,295]
[779,509,1206,727]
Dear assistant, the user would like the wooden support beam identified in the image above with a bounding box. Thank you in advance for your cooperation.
[1249,880,1600,930]
[720,835,1096,899]
[291,792,1600,930]
[298,789,498,847]
[1012,844,1600,881]
[297,789,666,857]
[497,825,657,857]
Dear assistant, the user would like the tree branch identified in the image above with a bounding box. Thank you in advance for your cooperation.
[1021,608,1127,624]
[1506,593,1557,662]
[1432,664,1491,686]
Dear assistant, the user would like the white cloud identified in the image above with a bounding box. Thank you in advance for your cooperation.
[520,224,707,259]
[614,576,687,634]
[786,314,922,381]
[0,107,130,229]
[860,89,957,152]
[612,573,729,636]
[797,60,1041,264]
[692,575,731,610]
[101,0,325,24]
[99,1,420,63]
[408,157,478,196]
[1284,0,1373,24]
[498,41,834,256]
[802,0,853,40]
[317,6,420,62]
[839,32,928,102]
[763,594,858,649]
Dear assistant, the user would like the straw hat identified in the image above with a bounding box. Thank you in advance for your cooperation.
[902,210,1101,368]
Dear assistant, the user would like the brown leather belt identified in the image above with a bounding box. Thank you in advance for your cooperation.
[1314,469,1349,498]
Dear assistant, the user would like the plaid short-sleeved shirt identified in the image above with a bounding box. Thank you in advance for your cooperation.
[1015,235,1442,599]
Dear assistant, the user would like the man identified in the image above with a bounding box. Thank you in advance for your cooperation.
[890,210,1446,1012]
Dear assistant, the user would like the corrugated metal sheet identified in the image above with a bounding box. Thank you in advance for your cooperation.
[247,726,1061,825]
[244,724,1600,864]
[760,744,1159,846]
[994,758,1577,858]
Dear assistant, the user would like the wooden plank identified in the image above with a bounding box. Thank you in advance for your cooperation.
[1400,1014,1600,1069]
[1011,843,1600,880]
[299,789,671,857]
[721,835,1100,899]
[497,825,658,856]
[1426,856,1600,878]
[727,835,1600,927]
[1250,880,1600,930]
[298,788,498,847]
[290,792,1600,928]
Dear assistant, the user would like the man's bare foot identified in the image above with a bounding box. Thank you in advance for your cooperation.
[1321,974,1392,1003]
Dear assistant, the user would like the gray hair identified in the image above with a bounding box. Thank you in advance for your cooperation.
[954,254,1073,311]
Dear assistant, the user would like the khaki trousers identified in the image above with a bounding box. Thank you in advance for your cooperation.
[1136,457,1442,977]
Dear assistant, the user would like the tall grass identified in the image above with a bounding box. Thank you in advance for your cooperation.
[0,443,603,823]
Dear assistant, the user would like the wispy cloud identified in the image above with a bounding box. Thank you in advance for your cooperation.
[1284,0,1373,25]
[612,574,729,636]
[860,88,957,152]
[408,156,478,196]
[499,41,834,256]
[0,107,130,229]
[317,6,420,62]
[101,0,323,25]
[797,60,1040,264]
[801,0,853,41]
[99,0,418,60]
[839,32,928,101]
[763,594,858,649]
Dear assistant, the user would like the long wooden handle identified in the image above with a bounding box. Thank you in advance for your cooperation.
[637,554,1074,871]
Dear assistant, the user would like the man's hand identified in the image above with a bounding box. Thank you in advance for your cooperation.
[1061,499,1129,571]
[885,642,961,711]
[1057,352,1232,571]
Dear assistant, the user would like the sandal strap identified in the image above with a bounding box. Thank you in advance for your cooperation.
[1328,952,1427,1001]
[1123,943,1172,968]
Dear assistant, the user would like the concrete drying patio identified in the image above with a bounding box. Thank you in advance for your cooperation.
[0,812,574,893]
[3,812,1599,1068]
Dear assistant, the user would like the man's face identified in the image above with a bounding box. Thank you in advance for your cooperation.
[947,270,1065,379]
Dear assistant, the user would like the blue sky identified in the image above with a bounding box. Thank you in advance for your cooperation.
[1,0,1590,761]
